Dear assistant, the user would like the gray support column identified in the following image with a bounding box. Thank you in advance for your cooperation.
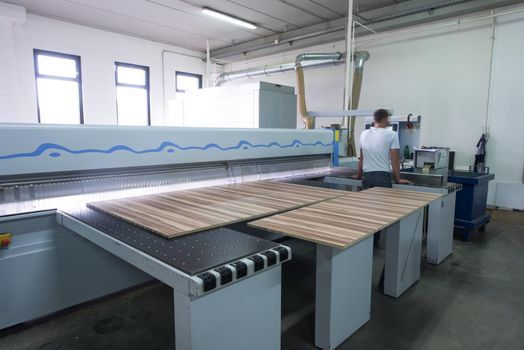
[426,192,456,265]
[315,236,374,350]
[174,266,282,350]
[384,208,424,297]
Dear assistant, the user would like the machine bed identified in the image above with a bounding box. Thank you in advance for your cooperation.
[60,206,280,276]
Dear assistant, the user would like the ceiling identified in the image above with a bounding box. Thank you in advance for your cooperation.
[6,0,524,59]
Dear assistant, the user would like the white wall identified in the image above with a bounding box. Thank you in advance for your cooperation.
[224,7,524,208]
[225,21,495,167]
[0,9,207,125]
[0,2,25,121]
[485,11,524,207]
[358,22,493,169]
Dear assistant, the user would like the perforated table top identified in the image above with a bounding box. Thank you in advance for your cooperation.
[61,207,279,275]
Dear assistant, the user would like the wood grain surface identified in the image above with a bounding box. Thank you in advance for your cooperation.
[362,187,441,206]
[249,188,441,249]
[87,181,346,238]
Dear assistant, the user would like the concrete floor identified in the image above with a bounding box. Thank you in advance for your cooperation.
[1,209,523,350]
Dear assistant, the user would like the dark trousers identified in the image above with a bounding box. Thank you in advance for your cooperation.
[362,171,392,190]
[362,171,392,247]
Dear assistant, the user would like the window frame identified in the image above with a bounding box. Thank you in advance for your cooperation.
[33,49,84,124]
[175,71,203,93]
[114,61,151,126]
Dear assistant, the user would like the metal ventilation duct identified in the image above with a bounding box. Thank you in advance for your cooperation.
[347,50,370,156]
[214,51,370,131]
[214,53,343,86]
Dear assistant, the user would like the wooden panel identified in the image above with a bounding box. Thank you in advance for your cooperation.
[249,188,441,249]
[87,181,346,238]
[361,187,441,206]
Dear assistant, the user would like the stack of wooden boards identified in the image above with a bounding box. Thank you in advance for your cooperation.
[87,181,440,247]
[249,186,441,248]
[87,181,346,238]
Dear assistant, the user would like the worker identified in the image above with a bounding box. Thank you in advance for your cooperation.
[353,108,410,247]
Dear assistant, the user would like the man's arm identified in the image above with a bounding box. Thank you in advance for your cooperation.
[357,148,363,179]
[390,149,410,184]
[353,148,363,179]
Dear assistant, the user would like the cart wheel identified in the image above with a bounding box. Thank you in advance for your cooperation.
[462,230,471,241]
[479,225,486,233]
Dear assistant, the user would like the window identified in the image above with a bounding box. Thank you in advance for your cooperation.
[33,49,83,124]
[176,71,202,94]
[115,62,150,126]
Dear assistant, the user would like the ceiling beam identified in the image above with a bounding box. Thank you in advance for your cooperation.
[210,16,348,60]
[278,0,331,21]
[308,0,346,17]
[357,0,467,22]
[210,0,523,61]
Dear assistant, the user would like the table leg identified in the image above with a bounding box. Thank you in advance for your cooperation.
[384,208,424,298]
[426,192,456,265]
[315,236,373,350]
[174,266,282,350]
[462,229,471,241]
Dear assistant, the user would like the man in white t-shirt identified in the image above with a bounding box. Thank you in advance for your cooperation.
[354,109,410,250]
[354,108,410,188]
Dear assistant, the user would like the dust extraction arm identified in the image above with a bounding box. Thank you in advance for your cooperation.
[347,51,370,156]
[294,52,343,129]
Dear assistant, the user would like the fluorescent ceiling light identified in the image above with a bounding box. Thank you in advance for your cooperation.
[202,7,257,30]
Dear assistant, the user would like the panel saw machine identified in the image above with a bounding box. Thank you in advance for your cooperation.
[0,123,458,349]
[0,124,336,350]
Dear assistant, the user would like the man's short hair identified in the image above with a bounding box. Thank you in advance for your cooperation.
[373,109,390,123]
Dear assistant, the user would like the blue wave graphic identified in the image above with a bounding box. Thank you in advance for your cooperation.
[0,139,333,160]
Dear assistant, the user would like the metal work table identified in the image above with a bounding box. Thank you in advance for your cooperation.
[58,206,291,350]
[60,207,281,276]
[294,168,461,265]
[249,188,439,350]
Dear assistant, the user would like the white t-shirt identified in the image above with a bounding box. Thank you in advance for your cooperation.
[359,127,400,172]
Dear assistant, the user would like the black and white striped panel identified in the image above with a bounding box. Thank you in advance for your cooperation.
[190,245,291,296]
[447,183,463,193]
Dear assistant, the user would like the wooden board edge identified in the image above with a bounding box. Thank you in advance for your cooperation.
[86,193,348,240]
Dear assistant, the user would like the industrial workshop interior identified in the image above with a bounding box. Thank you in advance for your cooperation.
[1,0,524,349]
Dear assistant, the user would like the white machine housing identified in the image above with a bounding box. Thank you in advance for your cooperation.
[414,148,450,170]
[0,124,334,332]
[170,81,297,128]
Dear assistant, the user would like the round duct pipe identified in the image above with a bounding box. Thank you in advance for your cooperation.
[214,53,343,86]
[295,52,343,65]
[353,51,370,73]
